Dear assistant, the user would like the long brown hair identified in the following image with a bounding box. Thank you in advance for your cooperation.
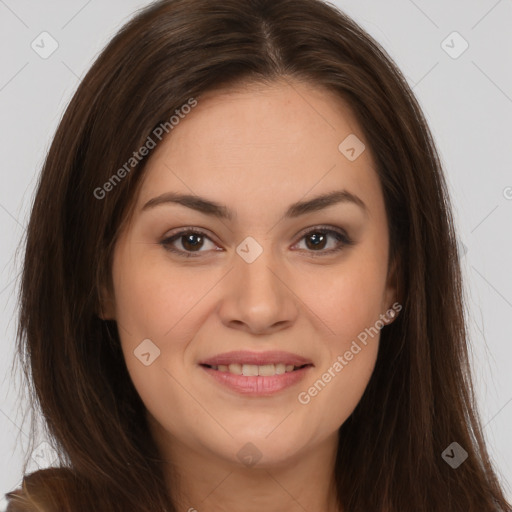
[6,0,511,510]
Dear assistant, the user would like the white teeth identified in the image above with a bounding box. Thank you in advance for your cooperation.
[257,364,275,376]
[228,363,243,375]
[209,363,303,376]
[242,364,259,376]
[275,363,286,375]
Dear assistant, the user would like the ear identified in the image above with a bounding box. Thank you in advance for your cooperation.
[97,283,116,320]
[382,250,402,325]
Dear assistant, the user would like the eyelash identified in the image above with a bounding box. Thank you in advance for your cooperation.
[159,225,354,258]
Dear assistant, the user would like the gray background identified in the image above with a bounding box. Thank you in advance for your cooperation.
[0,0,511,506]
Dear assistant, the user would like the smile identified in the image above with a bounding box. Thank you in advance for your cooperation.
[200,363,313,396]
[203,363,309,376]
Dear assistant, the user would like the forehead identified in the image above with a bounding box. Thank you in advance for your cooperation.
[134,80,382,221]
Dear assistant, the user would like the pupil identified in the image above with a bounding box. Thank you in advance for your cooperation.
[306,233,326,250]
[183,234,203,251]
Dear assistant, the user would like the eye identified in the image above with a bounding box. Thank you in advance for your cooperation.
[292,226,353,256]
[160,225,353,258]
[160,228,220,258]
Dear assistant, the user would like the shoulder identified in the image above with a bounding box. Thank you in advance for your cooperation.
[4,468,79,512]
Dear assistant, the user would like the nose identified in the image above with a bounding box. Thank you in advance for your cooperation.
[216,243,299,335]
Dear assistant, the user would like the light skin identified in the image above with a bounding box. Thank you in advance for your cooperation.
[101,79,398,512]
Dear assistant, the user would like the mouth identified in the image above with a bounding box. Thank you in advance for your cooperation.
[198,351,314,396]
[200,362,312,376]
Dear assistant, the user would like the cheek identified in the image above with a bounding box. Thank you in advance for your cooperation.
[294,268,384,429]
[293,250,386,421]
[310,255,388,351]
[110,247,221,413]
[111,243,207,338]
[111,259,200,437]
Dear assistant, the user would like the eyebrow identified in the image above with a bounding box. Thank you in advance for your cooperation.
[141,189,368,220]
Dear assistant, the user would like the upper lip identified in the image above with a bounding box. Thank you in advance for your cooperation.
[200,350,313,367]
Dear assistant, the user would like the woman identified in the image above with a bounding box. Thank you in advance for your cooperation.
[6,0,511,510]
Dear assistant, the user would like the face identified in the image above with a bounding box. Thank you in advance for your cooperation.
[103,79,397,470]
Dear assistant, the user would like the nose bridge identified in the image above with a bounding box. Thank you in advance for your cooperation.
[217,235,298,333]
[235,235,283,305]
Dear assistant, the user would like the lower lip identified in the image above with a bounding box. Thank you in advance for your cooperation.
[200,365,312,396]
